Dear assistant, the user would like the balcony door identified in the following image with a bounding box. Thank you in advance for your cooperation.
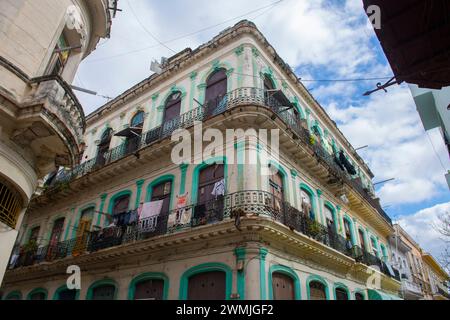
[187,271,226,300]
[148,181,172,234]
[162,91,182,136]
[96,128,112,167]
[72,207,94,256]
[134,279,164,300]
[205,68,227,117]
[91,285,115,300]
[272,272,295,300]
[194,164,224,225]
[309,281,326,300]
[269,171,284,216]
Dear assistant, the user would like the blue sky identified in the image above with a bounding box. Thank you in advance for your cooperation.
[74,0,450,260]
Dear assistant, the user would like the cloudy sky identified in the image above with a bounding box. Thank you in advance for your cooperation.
[74,0,450,261]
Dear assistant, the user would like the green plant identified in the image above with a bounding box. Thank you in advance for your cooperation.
[22,240,38,253]
[309,135,315,145]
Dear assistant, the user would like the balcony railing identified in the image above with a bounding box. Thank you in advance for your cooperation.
[44,87,391,224]
[8,190,399,281]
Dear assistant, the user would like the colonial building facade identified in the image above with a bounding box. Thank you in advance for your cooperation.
[1,20,407,300]
[0,0,115,284]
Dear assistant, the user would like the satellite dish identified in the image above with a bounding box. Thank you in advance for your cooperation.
[150,60,162,74]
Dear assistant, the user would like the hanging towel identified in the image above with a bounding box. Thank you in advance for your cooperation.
[140,200,164,220]
[211,179,225,197]
[180,207,192,225]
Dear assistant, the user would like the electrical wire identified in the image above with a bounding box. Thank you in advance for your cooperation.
[84,0,284,63]
[425,130,447,172]
[126,0,177,54]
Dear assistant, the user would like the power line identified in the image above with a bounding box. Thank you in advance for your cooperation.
[85,0,284,63]
[126,0,176,54]
[425,130,447,172]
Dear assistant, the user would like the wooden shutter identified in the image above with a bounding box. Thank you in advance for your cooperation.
[187,271,226,300]
[272,272,295,300]
[309,281,326,300]
[151,181,172,215]
[163,92,181,123]
[92,285,115,300]
[134,279,164,300]
[205,69,227,116]
[197,164,224,204]
[50,218,65,244]
[335,288,348,300]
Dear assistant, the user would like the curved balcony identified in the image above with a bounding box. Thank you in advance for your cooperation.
[45,87,390,224]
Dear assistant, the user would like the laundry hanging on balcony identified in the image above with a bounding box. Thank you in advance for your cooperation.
[168,193,192,228]
[211,179,225,197]
[339,151,357,175]
[139,200,163,232]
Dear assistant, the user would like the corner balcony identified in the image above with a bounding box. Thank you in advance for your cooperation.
[41,87,390,228]
[12,75,85,175]
[401,279,424,299]
[7,190,400,285]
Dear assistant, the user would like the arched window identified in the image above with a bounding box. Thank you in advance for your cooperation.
[29,226,40,243]
[130,111,145,128]
[5,291,21,300]
[269,171,284,213]
[133,278,165,300]
[56,288,77,300]
[272,272,295,300]
[49,218,65,246]
[187,271,226,300]
[324,205,335,233]
[343,218,353,244]
[355,292,365,300]
[162,91,182,136]
[145,180,172,235]
[91,284,116,300]
[205,68,227,117]
[371,237,379,257]
[28,290,46,300]
[96,128,113,166]
[358,229,366,252]
[300,189,315,220]
[194,164,224,226]
[112,194,130,215]
[335,287,349,300]
[72,207,94,256]
[309,281,326,300]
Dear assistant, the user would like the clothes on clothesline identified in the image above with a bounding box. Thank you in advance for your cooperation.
[140,200,163,220]
[110,209,139,227]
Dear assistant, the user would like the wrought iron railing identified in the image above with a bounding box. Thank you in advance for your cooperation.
[8,190,399,281]
[44,87,391,225]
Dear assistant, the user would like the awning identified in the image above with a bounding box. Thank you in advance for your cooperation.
[367,289,402,300]
[114,126,142,138]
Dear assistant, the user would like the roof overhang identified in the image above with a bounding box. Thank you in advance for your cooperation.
[363,0,450,89]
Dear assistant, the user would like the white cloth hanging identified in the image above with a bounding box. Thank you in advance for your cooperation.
[211,179,225,197]
[140,200,164,220]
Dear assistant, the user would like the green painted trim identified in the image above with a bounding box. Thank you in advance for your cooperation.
[179,262,233,300]
[198,60,234,105]
[134,179,145,209]
[299,183,317,221]
[71,202,97,238]
[179,163,189,194]
[259,247,268,300]
[380,243,388,262]
[189,71,198,112]
[52,285,80,300]
[369,235,380,258]
[261,67,278,89]
[236,141,245,191]
[343,214,357,246]
[158,85,188,118]
[234,247,246,300]
[4,290,22,300]
[191,156,228,205]
[324,201,339,234]
[290,170,298,207]
[306,274,330,300]
[333,282,351,300]
[145,174,176,210]
[63,218,72,241]
[268,265,301,300]
[336,205,344,235]
[106,189,133,227]
[27,287,48,300]
[128,272,169,300]
[268,160,289,202]
[292,96,305,119]
[86,278,118,300]
[357,226,369,251]
[316,189,325,225]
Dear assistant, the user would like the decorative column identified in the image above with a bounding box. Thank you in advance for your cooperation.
[151,93,159,129]
[135,179,145,209]
[189,71,198,112]
[235,141,245,191]
[259,247,268,300]
[251,47,260,88]
[242,45,254,88]
[244,137,259,192]
[197,83,207,106]
[336,205,344,236]
[305,108,311,130]
[96,193,108,227]
[234,45,244,88]
[234,247,246,300]
[353,217,360,247]
[64,207,75,241]
[316,189,325,225]
[290,169,298,208]
[179,163,189,194]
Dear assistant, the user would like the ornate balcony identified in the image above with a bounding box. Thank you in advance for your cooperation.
[43,87,390,226]
[11,75,85,176]
[7,190,400,282]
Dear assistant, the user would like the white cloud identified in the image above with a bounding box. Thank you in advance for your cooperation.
[398,202,450,262]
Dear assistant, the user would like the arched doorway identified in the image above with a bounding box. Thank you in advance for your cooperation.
[187,271,226,300]
[272,272,295,300]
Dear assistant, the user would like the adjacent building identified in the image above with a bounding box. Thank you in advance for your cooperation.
[0,20,404,300]
[0,0,114,285]
[422,253,450,300]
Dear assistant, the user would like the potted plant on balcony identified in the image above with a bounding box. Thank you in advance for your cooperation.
[22,240,38,265]
[309,134,316,145]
